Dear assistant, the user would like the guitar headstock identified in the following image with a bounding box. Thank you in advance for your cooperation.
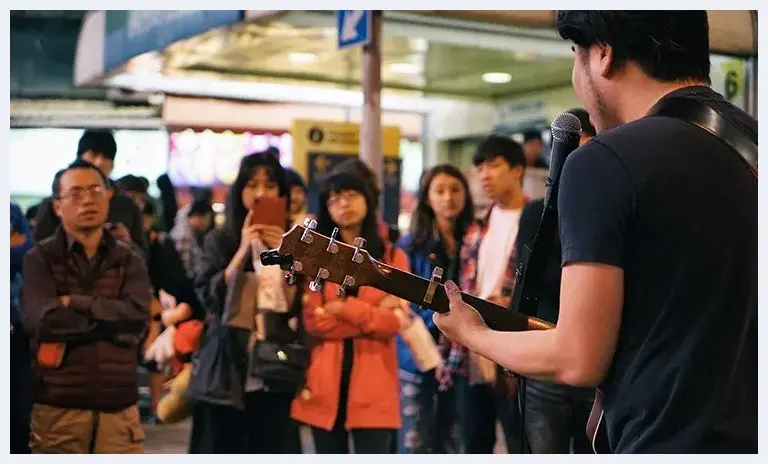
[264,218,383,297]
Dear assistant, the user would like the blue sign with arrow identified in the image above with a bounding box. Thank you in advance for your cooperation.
[336,10,372,50]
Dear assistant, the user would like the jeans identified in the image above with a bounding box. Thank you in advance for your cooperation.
[398,374,460,453]
[455,375,522,454]
[524,379,595,454]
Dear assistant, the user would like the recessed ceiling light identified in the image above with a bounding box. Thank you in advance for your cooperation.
[288,52,318,64]
[390,62,422,74]
[515,52,538,61]
[482,72,512,84]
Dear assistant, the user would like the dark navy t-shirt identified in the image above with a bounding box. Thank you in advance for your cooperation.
[558,86,757,453]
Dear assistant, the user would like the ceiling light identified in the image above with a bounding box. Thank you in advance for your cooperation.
[390,62,422,74]
[482,72,512,84]
[288,52,317,64]
[515,52,538,61]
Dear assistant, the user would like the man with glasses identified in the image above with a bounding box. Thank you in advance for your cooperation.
[21,160,151,454]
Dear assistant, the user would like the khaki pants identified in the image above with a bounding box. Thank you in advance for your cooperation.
[30,403,145,454]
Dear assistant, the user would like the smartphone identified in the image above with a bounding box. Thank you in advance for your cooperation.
[250,197,288,229]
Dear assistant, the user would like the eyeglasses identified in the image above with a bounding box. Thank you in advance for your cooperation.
[327,190,363,208]
[58,185,106,202]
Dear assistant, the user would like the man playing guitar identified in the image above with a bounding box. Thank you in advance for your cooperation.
[434,11,757,453]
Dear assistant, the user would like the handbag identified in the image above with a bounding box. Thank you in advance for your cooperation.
[185,315,250,410]
[249,339,309,387]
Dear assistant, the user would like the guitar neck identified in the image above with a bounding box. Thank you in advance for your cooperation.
[369,260,554,332]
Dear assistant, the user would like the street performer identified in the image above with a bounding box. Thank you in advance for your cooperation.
[434,11,756,453]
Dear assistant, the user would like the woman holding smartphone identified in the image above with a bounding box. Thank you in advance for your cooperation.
[189,151,306,454]
[291,169,409,454]
[395,165,475,453]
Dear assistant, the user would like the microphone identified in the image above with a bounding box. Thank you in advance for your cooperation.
[544,112,582,208]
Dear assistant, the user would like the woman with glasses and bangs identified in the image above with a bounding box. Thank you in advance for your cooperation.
[291,169,410,454]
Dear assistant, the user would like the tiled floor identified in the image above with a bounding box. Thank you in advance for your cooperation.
[143,420,192,454]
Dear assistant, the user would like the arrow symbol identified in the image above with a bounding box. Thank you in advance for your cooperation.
[341,10,364,41]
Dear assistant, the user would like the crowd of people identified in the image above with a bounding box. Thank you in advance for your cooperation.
[9,112,596,454]
[9,10,756,455]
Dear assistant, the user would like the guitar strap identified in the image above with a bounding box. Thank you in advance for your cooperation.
[648,96,757,180]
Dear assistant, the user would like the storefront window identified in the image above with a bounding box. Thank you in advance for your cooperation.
[167,129,291,187]
[9,128,169,199]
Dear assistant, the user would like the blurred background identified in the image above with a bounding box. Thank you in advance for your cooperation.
[10,10,757,232]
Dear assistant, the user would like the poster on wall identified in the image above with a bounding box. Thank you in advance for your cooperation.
[292,120,402,226]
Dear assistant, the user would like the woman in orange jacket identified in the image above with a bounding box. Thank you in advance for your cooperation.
[291,169,409,454]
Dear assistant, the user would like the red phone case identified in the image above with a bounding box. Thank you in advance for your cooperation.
[250,197,288,229]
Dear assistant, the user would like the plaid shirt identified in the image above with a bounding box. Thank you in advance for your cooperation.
[444,201,527,375]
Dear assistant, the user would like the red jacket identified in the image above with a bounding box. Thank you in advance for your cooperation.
[291,246,409,431]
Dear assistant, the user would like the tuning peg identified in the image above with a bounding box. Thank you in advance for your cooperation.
[309,268,330,292]
[285,261,304,285]
[301,218,317,244]
[352,237,367,264]
[336,275,356,298]
[326,227,340,254]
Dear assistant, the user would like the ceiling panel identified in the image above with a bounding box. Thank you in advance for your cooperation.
[413,10,756,56]
[154,19,573,100]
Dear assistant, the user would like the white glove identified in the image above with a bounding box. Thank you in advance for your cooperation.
[159,289,177,310]
[144,325,177,368]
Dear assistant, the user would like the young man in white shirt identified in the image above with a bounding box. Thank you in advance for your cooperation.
[447,135,528,453]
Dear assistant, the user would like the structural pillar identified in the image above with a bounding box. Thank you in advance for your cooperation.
[359,10,383,193]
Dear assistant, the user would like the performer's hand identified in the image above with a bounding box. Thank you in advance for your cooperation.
[433,280,488,346]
